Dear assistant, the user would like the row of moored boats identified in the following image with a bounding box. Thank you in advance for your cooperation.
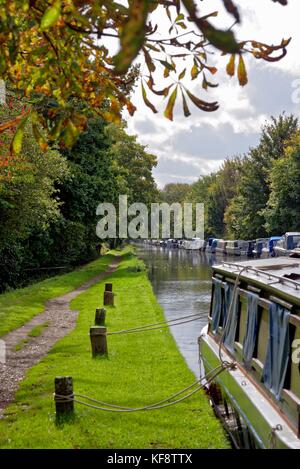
[146,232,300,257]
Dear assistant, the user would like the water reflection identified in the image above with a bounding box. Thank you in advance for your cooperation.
[137,245,221,377]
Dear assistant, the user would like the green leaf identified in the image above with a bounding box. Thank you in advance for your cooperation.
[40,0,61,31]
[63,119,79,147]
[175,13,185,22]
[141,81,158,113]
[10,114,29,155]
[164,85,178,121]
[159,60,175,71]
[182,0,240,53]
[114,0,150,75]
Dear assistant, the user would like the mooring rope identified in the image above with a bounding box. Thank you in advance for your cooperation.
[113,312,203,331]
[74,365,223,409]
[107,314,202,336]
[54,362,234,413]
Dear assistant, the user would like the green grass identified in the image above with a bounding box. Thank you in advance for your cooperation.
[14,322,49,350]
[0,249,230,449]
[14,339,29,351]
[28,322,49,338]
[0,253,115,338]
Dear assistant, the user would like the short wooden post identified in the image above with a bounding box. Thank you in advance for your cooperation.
[95,308,106,326]
[103,290,114,306]
[90,326,107,356]
[105,283,113,292]
[54,376,74,417]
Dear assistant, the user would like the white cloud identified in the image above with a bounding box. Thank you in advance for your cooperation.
[123,1,300,188]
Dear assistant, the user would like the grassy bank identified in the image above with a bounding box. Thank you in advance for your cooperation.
[0,249,229,448]
[0,253,115,338]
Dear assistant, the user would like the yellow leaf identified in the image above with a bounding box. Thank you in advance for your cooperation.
[179,68,186,80]
[237,54,248,86]
[226,54,235,77]
[191,63,199,80]
[164,85,178,121]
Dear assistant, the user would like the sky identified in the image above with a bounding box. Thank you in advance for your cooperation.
[121,0,300,188]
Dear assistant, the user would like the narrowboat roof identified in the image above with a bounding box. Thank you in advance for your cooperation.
[285,232,300,236]
[213,257,300,306]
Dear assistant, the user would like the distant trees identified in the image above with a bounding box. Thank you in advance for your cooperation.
[176,114,300,240]
[225,114,298,239]
[160,183,191,204]
[263,131,300,233]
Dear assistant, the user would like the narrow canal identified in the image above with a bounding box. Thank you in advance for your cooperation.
[137,245,221,377]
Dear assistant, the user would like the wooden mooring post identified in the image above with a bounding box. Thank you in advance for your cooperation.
[103,290,114,306]
[90,326,107,356]
[54,376,74,417]
[95,307,106,326]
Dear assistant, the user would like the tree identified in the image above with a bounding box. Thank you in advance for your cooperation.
[106,124,159,207]
[0,93,70,290]
[190,158,241,238]
[225,114,298,239]
[161,183,191,204]
[0,1,291,151]
[263,132,300,233]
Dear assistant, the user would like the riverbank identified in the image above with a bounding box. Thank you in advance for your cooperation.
[0,253,115,338]
[0,248,229,448]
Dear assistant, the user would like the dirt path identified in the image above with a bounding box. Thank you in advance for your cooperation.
[0,257,120,417]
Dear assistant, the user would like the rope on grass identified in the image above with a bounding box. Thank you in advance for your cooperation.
[54,362,235,413]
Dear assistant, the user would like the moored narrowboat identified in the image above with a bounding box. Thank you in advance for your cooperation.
[166,238,178,248]
[252,238,269,258]
[261,236,282,258]
[215,240,228,255]
[182,238,206,250]
[206,238,215,253]
[225,240,241,256]
[199,257,300,448]
[275,232,300,257]
[226,240,255,257]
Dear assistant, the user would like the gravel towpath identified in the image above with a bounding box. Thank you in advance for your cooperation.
[0,257,120,417]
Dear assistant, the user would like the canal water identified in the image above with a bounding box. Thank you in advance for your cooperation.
[137,245,222,377]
